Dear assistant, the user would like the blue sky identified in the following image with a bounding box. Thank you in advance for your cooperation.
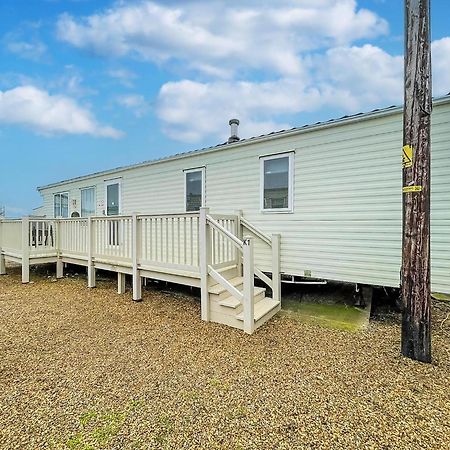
[0,0,449,216]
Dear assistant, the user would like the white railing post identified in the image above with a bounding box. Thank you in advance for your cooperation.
[0,218,5,275]
[132,213,142,301]
[272,233,281,304]
[234,209,243,277]
[55,220,64,279]
[21,217,30,283]
[87,217,96,288]
[243,236,255,334]
[199,207,210,321]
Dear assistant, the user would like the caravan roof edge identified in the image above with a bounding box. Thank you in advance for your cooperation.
[37,94,450,192]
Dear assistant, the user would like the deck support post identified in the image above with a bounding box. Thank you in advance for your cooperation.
[87,217,96,288]
[243,236,255,334]
[272,233,281,304]
[21,217,30,284]
[0,219,6,275]
[234,209,243,277]
[0,254,5,275]
[199,207,210,322]
[56,259,64,279]
[132,213,142,301]
[118,272,126,294]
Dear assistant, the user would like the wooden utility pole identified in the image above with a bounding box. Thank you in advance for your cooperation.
[401,0,432,363]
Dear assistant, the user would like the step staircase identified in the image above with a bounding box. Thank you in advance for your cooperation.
[208,266,281,332]
[199,208,282,334]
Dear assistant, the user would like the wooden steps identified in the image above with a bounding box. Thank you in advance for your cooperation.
[236,297,280,322]
[209,276,243,295]
[208,270,280,332]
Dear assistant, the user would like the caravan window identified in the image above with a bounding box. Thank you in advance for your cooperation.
[54,192,69,218]
[185,168,205,212]
[81,187,96,217]
[261,153,294,212]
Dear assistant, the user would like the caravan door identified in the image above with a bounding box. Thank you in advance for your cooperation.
[105,180,121,245]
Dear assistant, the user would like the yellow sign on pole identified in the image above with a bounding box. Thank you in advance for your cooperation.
[403,145,413,168]
[403,185,422,193]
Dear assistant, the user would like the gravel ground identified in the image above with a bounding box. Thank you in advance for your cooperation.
[0,267,449,450]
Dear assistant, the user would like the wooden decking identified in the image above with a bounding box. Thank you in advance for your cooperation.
[0,210,281,333]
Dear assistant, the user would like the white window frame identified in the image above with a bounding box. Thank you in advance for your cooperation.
[104,179,122,216]
[260,152,294,213]
[80,186,96,217]
[184,167,205,212]
[53,192,70,218]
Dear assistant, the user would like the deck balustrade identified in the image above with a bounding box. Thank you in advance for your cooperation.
[0,211,281,334]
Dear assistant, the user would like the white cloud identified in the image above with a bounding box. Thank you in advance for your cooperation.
[156,44,403,142]
[107,68,138,87]
[432,37,450,96]
[157,79,298,142]
[116,94,150,117]
[50,71,98,97]
[56,0,388,77]
[5,40,47,61]
[156,39,450,143]
[313,44,403,109]
[0,86,123,138]
[3,22,48,62]
[53,0,450,144]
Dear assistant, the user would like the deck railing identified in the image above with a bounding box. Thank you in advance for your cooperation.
[139,213,200,269]
[0,219,23,256]
[209,214,239,269]
[59,218,89,258]
[0,213,204,283]
[92,216,133,264]
[1,211,281,330]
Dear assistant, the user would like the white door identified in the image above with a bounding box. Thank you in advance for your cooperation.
[105,180,121,245]
[105,180,121,216]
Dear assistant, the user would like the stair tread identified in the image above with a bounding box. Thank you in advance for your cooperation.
[216,286,266,308]
[236,298,280,322]
[218,297,241,308]
[216,264,238,272]
[208,277,243,294]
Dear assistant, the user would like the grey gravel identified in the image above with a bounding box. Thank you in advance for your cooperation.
[0,267,449,450]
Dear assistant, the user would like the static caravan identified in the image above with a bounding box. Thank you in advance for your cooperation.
[1,95,449,333]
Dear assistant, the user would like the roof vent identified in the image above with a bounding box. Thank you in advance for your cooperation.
[228,118,240,143]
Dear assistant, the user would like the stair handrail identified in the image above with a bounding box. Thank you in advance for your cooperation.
[206,214,244,249]
[207,265,244,302]
[206,213,246,303]
[240,217,271,246]
[239,214,281,305]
